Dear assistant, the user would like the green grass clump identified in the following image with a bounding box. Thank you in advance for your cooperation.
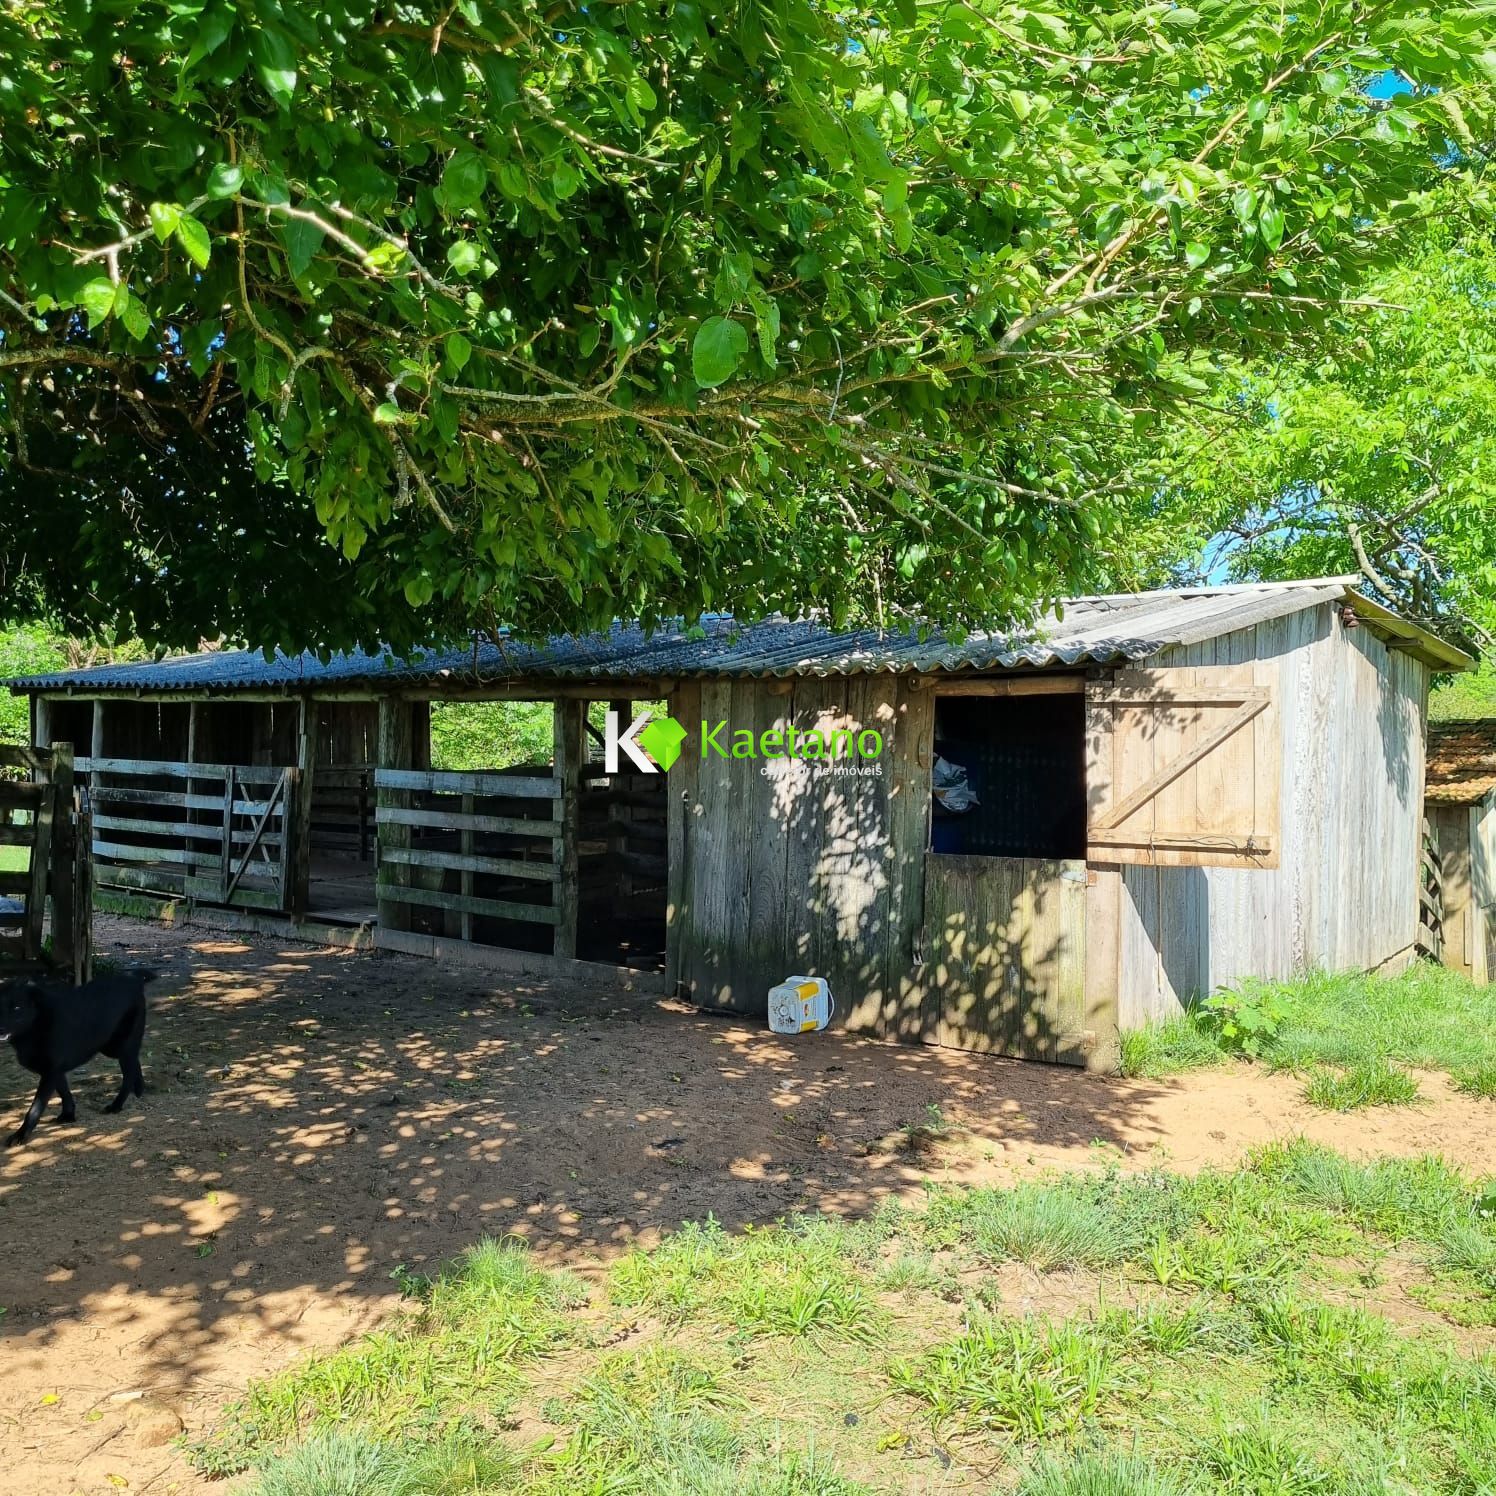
[1018,1447,1188,1496]
[609,1215,883,1342]
[1453,1061,1496,1100]
[1119,1011,1227,1078]
[246,1427,520,1496]
[923,1170,1194,1271]
[889,1315,1118,1437]
[535,1346,867,1495]
[1303,1058,1421,1111]
[1254,1140,1472,1239]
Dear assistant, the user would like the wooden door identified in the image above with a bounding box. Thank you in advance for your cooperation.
[921,853,1089,1064]
[1085,666,1279,867]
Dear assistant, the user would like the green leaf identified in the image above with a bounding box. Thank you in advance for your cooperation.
[252,26,298,106]
[1184,241,1210,270]
[206,162,244,199]
[281,217,324,279]
[79,277,116,324]
[148,202,181,242]
[444,332,473,372]
[175,213,212,269]
[118,290,150,341]
[691,316,749,388]
[440,151,488,212]
[552,160,582,199]
[373,402,402,424]
[446,240,481,275]
[1319,69,1347,96]
[1258,205,1286,252]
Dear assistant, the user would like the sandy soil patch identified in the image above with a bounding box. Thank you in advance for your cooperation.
[1,916,1491,1492]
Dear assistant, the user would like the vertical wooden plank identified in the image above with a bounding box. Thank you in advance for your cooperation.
[690,680,738,1005]
[291,698,318,917]
[885,678,933,1044]
[49,743,77,981]
[376,697,414,933]
[277,768,297,911]
[782,681,824,1001]
[608,699,634,901]
[744,681,790,1015]
[219,766,234,903]
[552,697,584,959]
[460,792,475,943]
[24,770,55,963]
[664,680,699,995]
[73,785,93,982]
[32,696,52,752]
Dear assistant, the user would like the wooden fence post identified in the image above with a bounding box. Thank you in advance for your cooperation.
[377,698,414,933]
[291,698,319,917]
[552,698,584,959]
[49,743,77,982]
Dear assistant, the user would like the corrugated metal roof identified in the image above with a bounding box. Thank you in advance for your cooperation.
[4,579,1467,695]
[1426,721,1496,804]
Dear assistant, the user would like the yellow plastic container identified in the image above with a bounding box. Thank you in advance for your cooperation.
[767,975,834,1034]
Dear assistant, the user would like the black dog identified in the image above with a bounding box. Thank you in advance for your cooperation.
[0,968,157,1146]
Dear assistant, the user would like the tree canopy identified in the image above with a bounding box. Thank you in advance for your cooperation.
[1125,200,1496,652]
[1,1,1492,649]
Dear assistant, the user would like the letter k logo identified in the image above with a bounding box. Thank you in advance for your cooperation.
[605,711,686,772]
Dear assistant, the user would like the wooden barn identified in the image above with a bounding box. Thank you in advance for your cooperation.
[1424,721,1496,985]
[6,579,1466,1069]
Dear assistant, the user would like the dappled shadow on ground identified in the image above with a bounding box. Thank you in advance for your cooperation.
[3,917,1491,1493]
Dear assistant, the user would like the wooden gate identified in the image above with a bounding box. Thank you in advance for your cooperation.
[0,743,92,981]
[80,757,299,912]
[921,853,1088,1064]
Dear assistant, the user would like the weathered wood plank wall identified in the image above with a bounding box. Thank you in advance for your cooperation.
[672,675,931,1042]
[1112,604,1429,1025]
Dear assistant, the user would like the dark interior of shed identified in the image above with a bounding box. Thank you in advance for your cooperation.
[931,691,1087,860]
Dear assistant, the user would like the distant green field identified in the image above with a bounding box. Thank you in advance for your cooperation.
[1431,658,1496,720]
[0,844,26,873]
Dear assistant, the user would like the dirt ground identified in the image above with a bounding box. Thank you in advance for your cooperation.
[1,917,1492,1495]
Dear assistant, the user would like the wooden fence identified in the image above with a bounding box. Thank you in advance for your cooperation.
[374,767,564,948]
[78,756,299,912]
[0,743,92,981]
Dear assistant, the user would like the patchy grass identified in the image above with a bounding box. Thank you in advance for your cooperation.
[1119,962,1496,1088]
[1118,1011,1226,1078]
[0,843,27,874]
[1453,1061,1496,1101]
[195,1146,1496,1495]
[1303,1058,1422,1112]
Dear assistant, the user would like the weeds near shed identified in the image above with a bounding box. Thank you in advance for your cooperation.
[1303,1058,1421,1111]
[1118,1011,1224,1078]
[1118,963,1496,1085]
